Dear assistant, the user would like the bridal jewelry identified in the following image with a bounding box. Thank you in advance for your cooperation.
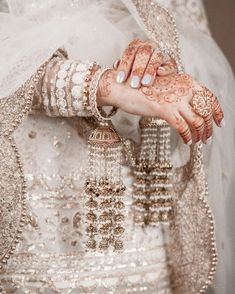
[132,117,174,225]
[50,58,64,115]
[82,62,99,113]
[84,66,124,252]
[69,60,97,115]
[192,86,213,118]
[55,59,72,116]
[42,57,54,116]
[88,67,118,121]
[84,123,125,252]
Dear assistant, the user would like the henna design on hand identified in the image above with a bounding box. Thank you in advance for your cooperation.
[144,52,164,76]
[191,113,205,142]
[117,39,142,73]
[138,72,224,144]
[203,114,213,140]
[211,95,224,126]
[97,69,113,99]
[140,73,193,104]
[116,38,180,87]
[175,116,192,144]
[141,86,155,101]
[131,45,153,76]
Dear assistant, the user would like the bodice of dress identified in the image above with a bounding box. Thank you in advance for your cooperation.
[1,115,174,293]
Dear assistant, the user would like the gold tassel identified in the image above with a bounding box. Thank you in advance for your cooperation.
[132,117,173,226]
[84,122,125,251]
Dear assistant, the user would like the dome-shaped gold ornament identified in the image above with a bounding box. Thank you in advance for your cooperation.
[84,122,125,252]
[88,125,121,145]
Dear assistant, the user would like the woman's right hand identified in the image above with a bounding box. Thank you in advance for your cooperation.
[97,69,224,145]
[115,38,177,88]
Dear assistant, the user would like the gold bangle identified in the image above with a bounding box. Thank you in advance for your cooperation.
[88,67,118,121]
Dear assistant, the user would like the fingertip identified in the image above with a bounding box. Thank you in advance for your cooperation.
[219,118,226,128]
[130,75,141,88]
[141,74,153,86]
[116,70,126,84]
[206,136,212,145]
[113,59,120,70]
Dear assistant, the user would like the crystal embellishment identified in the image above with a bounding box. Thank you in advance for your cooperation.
[72,72,84,84]
[71,85,82,99]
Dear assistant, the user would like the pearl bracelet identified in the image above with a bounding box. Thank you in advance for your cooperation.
[65,60,98,116]
[55,59,73,116]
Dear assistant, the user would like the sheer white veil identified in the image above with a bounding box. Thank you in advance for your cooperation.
[0,0,234,292]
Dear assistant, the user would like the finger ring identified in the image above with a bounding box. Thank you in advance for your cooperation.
[192,86,213,118]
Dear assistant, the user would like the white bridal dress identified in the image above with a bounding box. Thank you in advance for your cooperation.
[0,0,234,293]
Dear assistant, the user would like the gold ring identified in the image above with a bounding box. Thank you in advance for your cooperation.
[192,87,213,118]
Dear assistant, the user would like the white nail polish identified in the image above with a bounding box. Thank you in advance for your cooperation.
[220,118,226,128]
[187,139,193,146]
[116,71,126,83]
[206,137,212,145]
[113,59,120,70]
[130,76,140,88]
[142,74,153,85]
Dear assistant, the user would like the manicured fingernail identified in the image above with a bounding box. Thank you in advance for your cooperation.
[142,74,153,85]
[113,59,120,70]
[130,75,140,88]
[116,71,126,83]
[187,139,192,146]
[220,118,225,128]
[206,136,212,145]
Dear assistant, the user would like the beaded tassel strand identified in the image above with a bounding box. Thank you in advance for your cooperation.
[133,117,173,226]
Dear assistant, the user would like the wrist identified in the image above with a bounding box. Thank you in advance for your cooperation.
[97,69,115,107]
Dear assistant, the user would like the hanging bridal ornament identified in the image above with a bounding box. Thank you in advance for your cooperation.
[83,67,125,252]
[132,117,174,226]
[84,121,126,252]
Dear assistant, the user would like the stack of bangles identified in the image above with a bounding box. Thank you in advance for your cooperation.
[42,54,118,121]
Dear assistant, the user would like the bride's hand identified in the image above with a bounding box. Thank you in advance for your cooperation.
[98,70,224,145]
[139,73,224,145]
[115,39,177,88]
